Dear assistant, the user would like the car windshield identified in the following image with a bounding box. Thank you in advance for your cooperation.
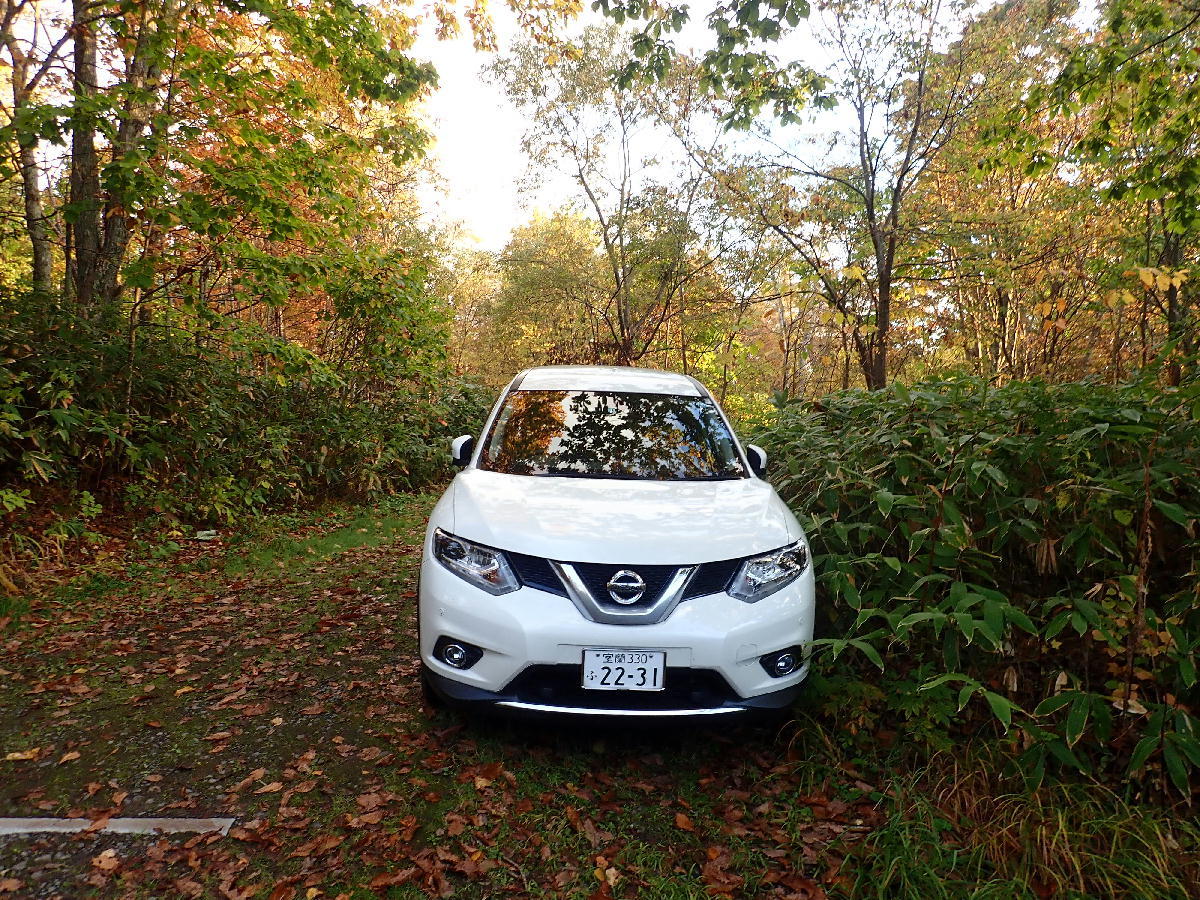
[479,390,748,481]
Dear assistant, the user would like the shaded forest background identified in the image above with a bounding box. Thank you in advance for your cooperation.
[1,0,1198,805]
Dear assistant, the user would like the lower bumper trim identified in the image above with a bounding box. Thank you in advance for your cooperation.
[494,700,747,717]
[423,664,804,718]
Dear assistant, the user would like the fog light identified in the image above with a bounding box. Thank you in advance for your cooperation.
[759,646,804,678]
[432,636,483,670]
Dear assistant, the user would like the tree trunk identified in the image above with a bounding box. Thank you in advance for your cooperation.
[2,28,55,294]
[13,98,54,293]
[70,0,101,310]
[1157,232,1190,386]
[17,145,53,293]
[866,272,891,390]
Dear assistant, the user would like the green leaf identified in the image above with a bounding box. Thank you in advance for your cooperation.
[1128,733,1160,772]
[1034,693,1074,716]
[958,682,978,711]
[1154,500,1192,528]
[983,599,1005,640]
[1065,697,1089,746]
[1162,742,1190,797]
[983,691,1015,731]
[848,639,884,670]
[874,489,896,516]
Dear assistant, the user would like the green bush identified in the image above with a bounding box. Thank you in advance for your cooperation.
[0,290,491,530]
[758,375,1200,797]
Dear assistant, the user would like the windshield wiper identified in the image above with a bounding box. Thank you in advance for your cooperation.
[538,470,645,480]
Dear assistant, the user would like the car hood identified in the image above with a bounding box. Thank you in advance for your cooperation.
[445,469,799,564]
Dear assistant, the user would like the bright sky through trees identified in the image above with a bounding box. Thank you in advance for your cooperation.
[412,2,843,251]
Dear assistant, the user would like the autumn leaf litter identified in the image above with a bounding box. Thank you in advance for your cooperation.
[0,496,879,898]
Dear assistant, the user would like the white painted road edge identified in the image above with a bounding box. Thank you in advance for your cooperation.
[0,817,235,836]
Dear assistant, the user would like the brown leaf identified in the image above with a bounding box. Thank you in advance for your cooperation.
[675,812,695,832]
[369,868,417,888]
[232,768,268,793]
[0,878,23,893]
[254,781,283,794]
[58,750,81,764]
[356,792,382,810]
[111,790,128,805]
[173,878,204,898]
[203,731,232,742]
[300,703,324,715]
[289,834,344,858]
[91,849,120,872]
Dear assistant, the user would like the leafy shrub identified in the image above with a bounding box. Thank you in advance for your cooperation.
[758,375,1200,797]
[0,289,491,534]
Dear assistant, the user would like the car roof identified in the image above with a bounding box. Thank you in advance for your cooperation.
[515,365,703,397]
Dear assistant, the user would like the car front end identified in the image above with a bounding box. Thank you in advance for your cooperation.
[418,366,816,719]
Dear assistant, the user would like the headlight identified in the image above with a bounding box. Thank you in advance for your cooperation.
[433,529,519,595]
[728,541,810,603]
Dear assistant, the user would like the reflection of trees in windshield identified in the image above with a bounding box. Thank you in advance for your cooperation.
[485,391,567,474]
[481,390,747,480]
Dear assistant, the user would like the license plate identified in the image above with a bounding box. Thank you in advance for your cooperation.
[581,649,666,691]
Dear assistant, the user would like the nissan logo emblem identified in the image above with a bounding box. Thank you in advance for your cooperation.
[606,569,645,604]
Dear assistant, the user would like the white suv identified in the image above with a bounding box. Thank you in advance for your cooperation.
[418,365,815,718]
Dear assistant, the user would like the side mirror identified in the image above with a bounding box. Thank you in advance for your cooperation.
[746,444,768,479]
[450,434,475,468]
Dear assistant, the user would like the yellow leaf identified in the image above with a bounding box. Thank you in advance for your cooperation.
[1156,273,1171,292]
[5,748,40,761]
[1137,267,1156,289]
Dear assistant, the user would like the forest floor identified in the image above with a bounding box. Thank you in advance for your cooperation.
[0,493,885,899]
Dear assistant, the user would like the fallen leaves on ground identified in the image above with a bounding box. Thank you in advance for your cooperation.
[0,498,880,897]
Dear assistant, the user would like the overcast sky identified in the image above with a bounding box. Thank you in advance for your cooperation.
[411,5,532,252]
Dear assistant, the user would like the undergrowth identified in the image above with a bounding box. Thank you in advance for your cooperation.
[758,374,1200,800]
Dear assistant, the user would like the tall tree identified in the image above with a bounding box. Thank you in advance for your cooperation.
[492,25,715,364]
[1027,0,1200,382]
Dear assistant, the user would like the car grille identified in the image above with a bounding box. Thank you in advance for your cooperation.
[507,552,563,595]
[506,553,742,603]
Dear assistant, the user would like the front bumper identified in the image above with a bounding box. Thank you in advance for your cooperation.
[418,546,816,718]
[422,664,804,717]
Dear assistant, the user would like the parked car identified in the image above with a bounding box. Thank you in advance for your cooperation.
[418,365,815,718]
